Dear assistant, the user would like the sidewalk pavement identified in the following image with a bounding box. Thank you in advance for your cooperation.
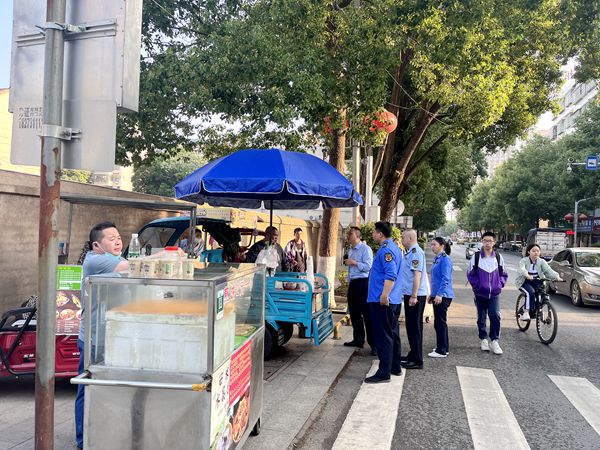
[245,326,354,450]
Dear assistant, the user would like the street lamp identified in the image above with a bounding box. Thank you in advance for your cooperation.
[574,197,597,247]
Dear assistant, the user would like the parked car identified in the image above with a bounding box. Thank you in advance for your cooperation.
[502,241,523,252]
[465,242,481,259]
[456,237,466,245]
[548,248,600,306]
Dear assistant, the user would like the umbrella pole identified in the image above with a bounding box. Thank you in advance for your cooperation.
[269,199,273,229]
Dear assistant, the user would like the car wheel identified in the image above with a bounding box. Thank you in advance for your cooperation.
[570,281,584,307]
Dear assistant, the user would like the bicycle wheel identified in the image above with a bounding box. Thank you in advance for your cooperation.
[536,301,558,344]
[515,294,530,331]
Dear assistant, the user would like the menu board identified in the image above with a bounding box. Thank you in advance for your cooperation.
[56,265,83,334]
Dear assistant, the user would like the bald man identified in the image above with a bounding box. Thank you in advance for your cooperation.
[245,226,291,272]
[401,229,429,369]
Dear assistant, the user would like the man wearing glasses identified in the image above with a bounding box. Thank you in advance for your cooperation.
[466,231,508,355]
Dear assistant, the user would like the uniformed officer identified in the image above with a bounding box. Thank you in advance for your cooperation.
[364,221,403,384]
[401,229,429,369]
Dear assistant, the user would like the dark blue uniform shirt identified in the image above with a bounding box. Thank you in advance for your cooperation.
[367,238,403,304]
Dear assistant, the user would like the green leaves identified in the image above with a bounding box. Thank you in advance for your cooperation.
[460,104,600,235]
[131,151,205,197]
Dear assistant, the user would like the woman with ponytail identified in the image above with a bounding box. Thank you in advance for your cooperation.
[428,237,454,358]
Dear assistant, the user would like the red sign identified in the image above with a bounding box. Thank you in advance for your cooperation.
[229,340,252,404]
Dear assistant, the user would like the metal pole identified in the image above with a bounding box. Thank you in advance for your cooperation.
[351,140,360,226]
[365,146,373,223]
[36,0,66,448]
[574,199,579,247]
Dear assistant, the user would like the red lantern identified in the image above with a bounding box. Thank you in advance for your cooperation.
[579,213,588,221]
[364,109,398,134]
[564,213,574,222]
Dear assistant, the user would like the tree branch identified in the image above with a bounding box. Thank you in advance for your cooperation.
[405,133,448,178]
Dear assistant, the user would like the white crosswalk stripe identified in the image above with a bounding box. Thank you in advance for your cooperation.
[333,364,600,450]
[332,361,405,450]
[453,265,464,272]
[549,375,600,436]
[457,366,530,450]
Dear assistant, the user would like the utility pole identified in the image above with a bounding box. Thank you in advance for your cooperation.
[36,0,66,447]
[351,140,360,226]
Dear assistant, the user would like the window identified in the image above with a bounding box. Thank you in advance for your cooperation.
[138,226,178,252]
[553,250,567,262]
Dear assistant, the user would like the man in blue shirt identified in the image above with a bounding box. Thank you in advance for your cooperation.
[75,222,128,449]
[365,221,403,383]
[401,229,429,369]
[343,227,374,352]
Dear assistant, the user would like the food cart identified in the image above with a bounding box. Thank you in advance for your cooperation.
[71,263,265,450]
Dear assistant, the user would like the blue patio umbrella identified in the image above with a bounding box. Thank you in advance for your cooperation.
[174,148,362,225]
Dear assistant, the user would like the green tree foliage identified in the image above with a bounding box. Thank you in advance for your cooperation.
[61,169,91,183]
[359,222,402,254]
[131,151,204,197]
[119,0,598,228]
[460,104,600,235]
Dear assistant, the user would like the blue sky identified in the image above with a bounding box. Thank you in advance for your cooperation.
[1,1,14,88]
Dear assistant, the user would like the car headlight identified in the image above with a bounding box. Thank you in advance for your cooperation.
[583,274,600,286]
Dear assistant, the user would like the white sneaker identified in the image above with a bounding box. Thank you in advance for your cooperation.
[428,351,447,358]
[432,348,449,355]
[521,310,531,321]
[480,339,490,352]
[490,340,503,355]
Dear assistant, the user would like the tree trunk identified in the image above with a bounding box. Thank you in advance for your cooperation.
[317,110,346,307]
[378,102,441,221]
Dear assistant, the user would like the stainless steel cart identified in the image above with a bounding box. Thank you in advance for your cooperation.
[72,264,265,450]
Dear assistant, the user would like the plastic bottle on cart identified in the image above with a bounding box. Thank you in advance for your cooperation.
[129,233,141,259]
[164,246,182,279]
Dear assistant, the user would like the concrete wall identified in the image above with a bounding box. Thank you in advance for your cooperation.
[0,169,343,311]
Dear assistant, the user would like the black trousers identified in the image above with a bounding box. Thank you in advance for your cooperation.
[431,297,452,355]
[404,295,426,365]
[347,278,372,347]
[370,302,402,378]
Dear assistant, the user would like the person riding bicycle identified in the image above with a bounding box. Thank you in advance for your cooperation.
[516,243,562,321]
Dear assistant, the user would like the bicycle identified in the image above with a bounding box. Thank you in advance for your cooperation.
[515,278,564,345]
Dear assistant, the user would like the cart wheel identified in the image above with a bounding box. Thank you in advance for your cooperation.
[250,418,261,436]
[280,323,294,344]
[264,325,279,359]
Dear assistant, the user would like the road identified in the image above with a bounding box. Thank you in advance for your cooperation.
[1,245,599,449]
[294,245,600,450]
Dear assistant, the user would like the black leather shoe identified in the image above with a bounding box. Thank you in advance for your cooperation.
[401,361,423,369]
[400,357,410,363]
[364,375,390,384]
[391,370,402,376]
[344,341,364,348]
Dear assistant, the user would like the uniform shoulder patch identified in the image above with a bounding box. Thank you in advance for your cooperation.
[411,259,419,268]
[385,253,393,262]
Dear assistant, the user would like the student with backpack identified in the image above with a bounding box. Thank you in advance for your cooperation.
[466,231,508,355]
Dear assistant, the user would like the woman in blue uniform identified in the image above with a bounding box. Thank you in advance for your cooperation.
[428,237,454,358]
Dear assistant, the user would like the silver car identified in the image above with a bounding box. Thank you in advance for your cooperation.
[465,242,481,260]
[548,248,600,306]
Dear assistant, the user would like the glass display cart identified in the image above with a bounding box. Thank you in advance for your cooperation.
[72,263,265,450]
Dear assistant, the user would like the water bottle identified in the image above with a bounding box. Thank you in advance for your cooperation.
[129,233,141,259]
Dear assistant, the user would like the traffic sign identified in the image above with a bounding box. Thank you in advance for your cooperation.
[586,154,598,171]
